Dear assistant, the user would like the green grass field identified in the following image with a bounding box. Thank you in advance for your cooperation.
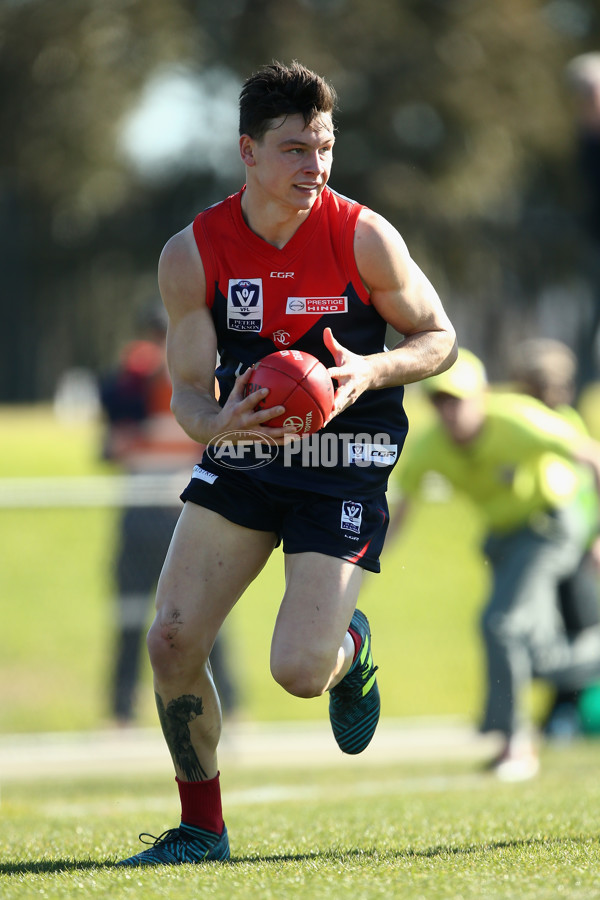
[3,744,600,899]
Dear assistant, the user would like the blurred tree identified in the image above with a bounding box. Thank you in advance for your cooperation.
[1,0,599,400]
[0,0,205,399]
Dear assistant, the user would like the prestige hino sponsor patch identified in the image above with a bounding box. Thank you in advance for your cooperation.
[228,278,263,331]
[286,296,348,315]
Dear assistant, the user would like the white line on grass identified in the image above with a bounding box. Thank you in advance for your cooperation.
[36,773,487,821]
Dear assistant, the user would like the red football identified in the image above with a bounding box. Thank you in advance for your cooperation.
[244,350,334,435]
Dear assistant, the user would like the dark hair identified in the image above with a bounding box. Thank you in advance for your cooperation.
[239,60,337,139]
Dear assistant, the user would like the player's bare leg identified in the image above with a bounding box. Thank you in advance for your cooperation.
[117,503,275,867]
[270,552,363,698]
[271,551,380,754]
[148,503,276,778]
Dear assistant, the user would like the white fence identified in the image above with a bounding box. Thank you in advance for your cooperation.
[0,474,183,508]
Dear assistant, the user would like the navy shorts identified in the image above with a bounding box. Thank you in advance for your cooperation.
[180,463,390,574]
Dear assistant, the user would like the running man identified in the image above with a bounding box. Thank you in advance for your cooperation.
[117,60,456,865]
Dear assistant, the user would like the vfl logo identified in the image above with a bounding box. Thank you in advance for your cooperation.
[272,329,291,346]
[341,500,363,534]
[228,278,262,332]
[231,280,259,315]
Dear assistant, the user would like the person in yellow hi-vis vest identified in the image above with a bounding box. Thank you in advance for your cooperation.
[390,348,600,781]
[510,338,600,739]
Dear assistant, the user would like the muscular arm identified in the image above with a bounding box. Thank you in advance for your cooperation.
[358,210,456,382]
[158,224,291,446]
[326,210,457,417]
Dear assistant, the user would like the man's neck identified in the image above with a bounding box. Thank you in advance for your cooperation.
[240,186,316,249]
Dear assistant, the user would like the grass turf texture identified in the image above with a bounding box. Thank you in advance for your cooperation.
[2,744,600,899]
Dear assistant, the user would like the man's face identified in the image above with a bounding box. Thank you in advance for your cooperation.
[430,392,486,444]
[240,112,335,212]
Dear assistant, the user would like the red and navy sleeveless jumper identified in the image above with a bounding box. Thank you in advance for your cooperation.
[192,185,408,497]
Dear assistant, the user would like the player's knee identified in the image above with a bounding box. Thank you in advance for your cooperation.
[270,651,328,698]
[146,617,209,682]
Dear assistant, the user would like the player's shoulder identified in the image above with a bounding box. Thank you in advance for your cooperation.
[159,224,203,278]
[160,190,236,270]
[158,223,206,308]
[321,187,403,249]
[356,205,402,237]
[355,206,409,261]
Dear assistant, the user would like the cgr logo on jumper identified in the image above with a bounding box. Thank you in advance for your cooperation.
[228,279,263,332]
[348,442,398,467]
[341,500,363,534]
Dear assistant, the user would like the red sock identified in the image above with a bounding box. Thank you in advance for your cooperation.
[348,626,361,663]
[176,772,224,833]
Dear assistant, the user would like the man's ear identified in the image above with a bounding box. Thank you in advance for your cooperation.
[239,134,256,167]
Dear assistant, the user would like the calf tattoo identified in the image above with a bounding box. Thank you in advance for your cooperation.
[155,692,209,781]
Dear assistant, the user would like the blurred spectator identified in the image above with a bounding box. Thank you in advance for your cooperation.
[565,53,600,242]
[510,337,600,738]
[565,53,600,387]
[389,349,600,780]
[99,302,239,725]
